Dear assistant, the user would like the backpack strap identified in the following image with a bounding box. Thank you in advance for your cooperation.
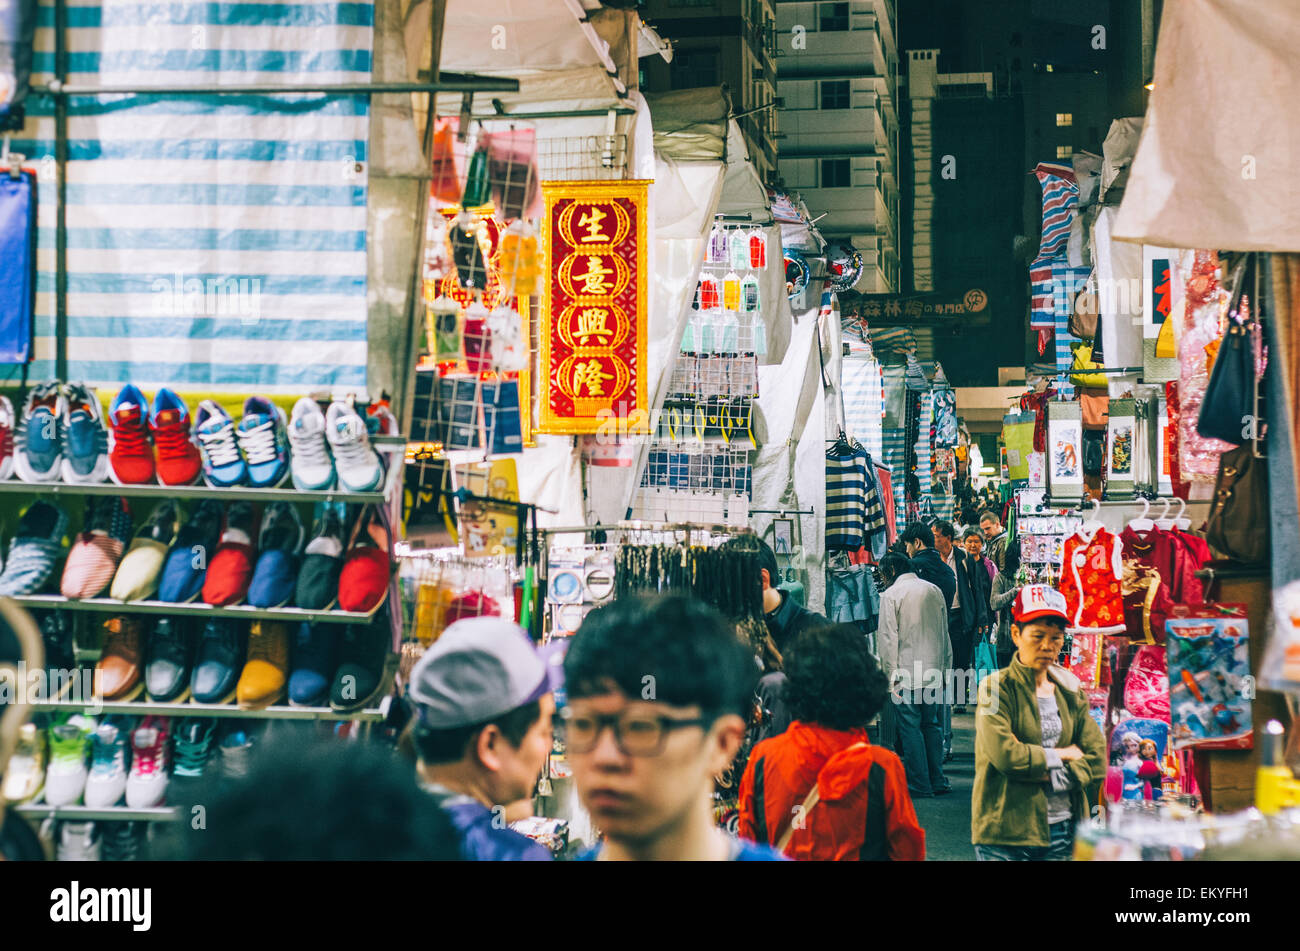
[774,741,869,854]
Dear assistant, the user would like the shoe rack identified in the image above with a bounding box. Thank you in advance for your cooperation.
[6,438,407,837]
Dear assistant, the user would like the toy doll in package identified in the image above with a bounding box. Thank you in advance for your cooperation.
[1166,604,1252,751]
[1105,718,1169,802]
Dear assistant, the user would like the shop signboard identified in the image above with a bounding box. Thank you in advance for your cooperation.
[854,288,991,325]
[538,180,651,434]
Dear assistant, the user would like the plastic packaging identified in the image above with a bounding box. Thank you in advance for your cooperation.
[1124,644,1170,722]
[1166,605,1252,750]
[722,271,741,312]
[708,225,728,264]
[749,227,767,269]
[729,228,749,271]
[741,274,761,312]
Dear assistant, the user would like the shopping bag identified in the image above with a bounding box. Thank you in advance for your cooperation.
[975,633,999,690]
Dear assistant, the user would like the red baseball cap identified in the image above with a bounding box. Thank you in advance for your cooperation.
[1012,584,1069,625]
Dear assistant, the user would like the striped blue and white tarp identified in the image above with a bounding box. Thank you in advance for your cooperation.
[841,355,882,461]
[880,427,907,536]
[13,0,373,391]
[914,393,931,508]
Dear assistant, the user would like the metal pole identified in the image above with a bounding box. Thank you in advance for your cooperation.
[54,0,67,381]
[36,78,519,97]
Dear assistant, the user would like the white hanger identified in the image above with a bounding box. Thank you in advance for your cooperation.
[1127,497,1155,533]
[1154,497,1175,531]
[1078,497,1104,538]
[1171,497,1191,531]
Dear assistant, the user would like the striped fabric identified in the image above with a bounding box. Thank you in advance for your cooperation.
[1030,262,1090,333]
[870,325,917,354]
[880,427,908,536]
[841,355,883,460]
[1032,162,1077,263]
[914,394,932,506]
[14,0,373,391]
[825,446,869,552]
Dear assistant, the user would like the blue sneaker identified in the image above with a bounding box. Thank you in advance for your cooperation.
[0,500,69,595]
[247,502,304,608]
[13,382,66,483]
[158,499,223,603]
[190,619,244,705]
[60,383,110,484]
[236,397,290,489]
[194,400,246,488]
[289,622,334,706]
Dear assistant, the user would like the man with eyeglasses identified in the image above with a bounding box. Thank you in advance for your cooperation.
[562,594,786,861]
[406,616,556,861]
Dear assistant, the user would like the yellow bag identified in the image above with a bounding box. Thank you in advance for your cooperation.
[1070,343,1108,387]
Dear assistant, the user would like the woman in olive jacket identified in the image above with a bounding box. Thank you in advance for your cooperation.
[972,584,1106,860]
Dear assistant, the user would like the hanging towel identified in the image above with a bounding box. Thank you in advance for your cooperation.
[0,170,34,364]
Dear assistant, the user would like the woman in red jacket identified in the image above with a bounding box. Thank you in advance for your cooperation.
[737,623,926,861]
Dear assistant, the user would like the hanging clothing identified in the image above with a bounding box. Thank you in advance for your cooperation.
[826,440,871,552]
[875,464,897,546]
[1176,250,1234,485]
[1059,526,1126,634]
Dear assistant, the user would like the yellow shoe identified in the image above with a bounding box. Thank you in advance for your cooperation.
[236,621,289,709]
[2,722,48,804]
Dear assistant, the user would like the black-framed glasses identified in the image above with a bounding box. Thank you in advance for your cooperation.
[557,707,714,757]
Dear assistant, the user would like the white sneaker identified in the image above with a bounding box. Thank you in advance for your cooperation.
[325,402,383,493]
[124,717,170,809]
[57,821,101,861]
[289,398,335,491]
[45,714,96,807]
[83,720,130,809]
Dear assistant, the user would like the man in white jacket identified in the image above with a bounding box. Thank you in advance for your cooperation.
[876,552,953,798]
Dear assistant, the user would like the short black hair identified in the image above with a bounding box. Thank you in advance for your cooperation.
[932,520,956,541]
[979,509,1001,525]
[411,699,543,766]
[962,528,983,542]
[879,552,911,584]
[564,594,759,721]
[163,736,463,861]
[901,522,933,549]
[784,624,889,730]
[755,536,778,587]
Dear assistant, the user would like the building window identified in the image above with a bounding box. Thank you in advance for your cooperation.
[1056,145,1073,159]
[819,2,849,31]
[820,80,850,110]
[1055,112,1072,127]
[821,158,851,188]
[670,50,719,90]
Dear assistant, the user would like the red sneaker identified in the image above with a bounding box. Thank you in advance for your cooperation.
[108,384,155,484]
[150,389,202,486]
[202,502,259,606]
[0,394,14,480]
[338,506,390,612]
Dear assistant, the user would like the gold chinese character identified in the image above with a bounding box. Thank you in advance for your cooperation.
[575,307,612,344]
[572,255,615,295]
[578,206,611,242]
[573,359,616,397]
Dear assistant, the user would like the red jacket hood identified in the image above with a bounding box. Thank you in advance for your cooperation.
[784,721,876,801]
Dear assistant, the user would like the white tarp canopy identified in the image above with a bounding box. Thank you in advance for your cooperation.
[1114,0,1300,251]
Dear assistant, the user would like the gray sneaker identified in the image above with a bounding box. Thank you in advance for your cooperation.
[57,821,101,861]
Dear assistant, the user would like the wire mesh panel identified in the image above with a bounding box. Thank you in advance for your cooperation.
[536,133,630,181]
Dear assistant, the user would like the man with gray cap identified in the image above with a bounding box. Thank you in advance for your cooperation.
[406,616,556,861]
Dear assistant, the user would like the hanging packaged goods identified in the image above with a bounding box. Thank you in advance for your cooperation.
[537,180,651,435]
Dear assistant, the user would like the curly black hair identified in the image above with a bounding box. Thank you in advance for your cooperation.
[783,623,889,730]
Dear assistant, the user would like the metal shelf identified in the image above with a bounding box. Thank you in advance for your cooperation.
[0,451,405,505]
[29,697,390,721]
[9,595,381,626]
[13,803,179,823]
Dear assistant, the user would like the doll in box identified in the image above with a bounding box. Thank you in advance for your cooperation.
[1137,738,1163,800]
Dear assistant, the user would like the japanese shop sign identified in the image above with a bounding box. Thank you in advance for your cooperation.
[538,180,650,434]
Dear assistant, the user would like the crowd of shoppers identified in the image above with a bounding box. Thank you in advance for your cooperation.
[155,494,1106,863]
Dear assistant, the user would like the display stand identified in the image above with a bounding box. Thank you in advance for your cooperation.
[9,438,407,837]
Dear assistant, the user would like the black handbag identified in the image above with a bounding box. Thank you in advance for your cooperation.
[1197,257,1254,445]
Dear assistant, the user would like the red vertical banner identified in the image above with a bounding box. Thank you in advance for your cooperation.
[538,180,650,434]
